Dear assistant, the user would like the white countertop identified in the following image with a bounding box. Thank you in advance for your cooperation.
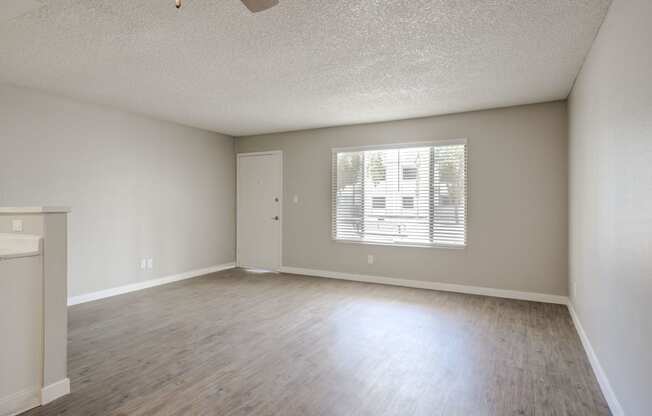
[0,233,42,260]
[0,206,70,214]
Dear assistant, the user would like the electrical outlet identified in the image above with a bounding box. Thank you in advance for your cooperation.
[147,258,153,270]
[12,219,23,232]
[140,259,147,270]
[572,282,577,298]
[367,254,374,265]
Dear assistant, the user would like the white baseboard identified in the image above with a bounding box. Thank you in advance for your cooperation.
[0,386,40,416]
[68,262,236,306]
[279,266,569,305]
[40,378,70,405]
[568,304,624,416]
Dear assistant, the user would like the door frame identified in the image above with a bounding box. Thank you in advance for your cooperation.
[236,150,283,271]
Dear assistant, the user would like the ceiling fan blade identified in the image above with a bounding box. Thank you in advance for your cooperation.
[240,0,279,13]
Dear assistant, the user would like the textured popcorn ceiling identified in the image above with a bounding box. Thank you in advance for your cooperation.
[0,0,610,136]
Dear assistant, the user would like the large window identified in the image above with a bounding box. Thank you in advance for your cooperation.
[332,140,467,247]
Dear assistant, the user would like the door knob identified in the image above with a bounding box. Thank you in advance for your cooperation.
[272,216,279,221]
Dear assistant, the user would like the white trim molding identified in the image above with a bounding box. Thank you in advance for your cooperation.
[68,263,236,306]
[40,378,70,405]
[568,304,625,416]
[280,266,569,305]
[0,386,40,416]
[0,206,70,214]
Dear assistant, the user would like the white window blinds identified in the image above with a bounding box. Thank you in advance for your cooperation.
[332,140,467,247]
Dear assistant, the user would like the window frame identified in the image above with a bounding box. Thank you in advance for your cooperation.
[401,196,415,209]
[331,139,468,249]
[372,196,387,209]
[402,166,418,180]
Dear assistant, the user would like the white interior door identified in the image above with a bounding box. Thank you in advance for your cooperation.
[237,151,282,271]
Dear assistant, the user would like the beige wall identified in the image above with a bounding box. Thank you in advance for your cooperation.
[569,0,652,414]
[237,102,568,296]
[0,84,236,297]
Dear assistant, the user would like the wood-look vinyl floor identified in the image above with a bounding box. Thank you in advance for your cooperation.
[23,268,610,416]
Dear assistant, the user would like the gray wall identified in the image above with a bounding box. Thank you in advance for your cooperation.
[568,0,652,414]
[237,102,568,296]
[0,84,236,298]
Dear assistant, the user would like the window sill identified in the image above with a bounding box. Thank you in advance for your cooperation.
[332,238,466,250]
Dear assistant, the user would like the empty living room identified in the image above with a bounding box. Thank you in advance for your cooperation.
[0,0,650,415]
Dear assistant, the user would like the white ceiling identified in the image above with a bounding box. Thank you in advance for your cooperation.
[0,0,610,136]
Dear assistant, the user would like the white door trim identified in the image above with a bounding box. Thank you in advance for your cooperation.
[236,151,283,271]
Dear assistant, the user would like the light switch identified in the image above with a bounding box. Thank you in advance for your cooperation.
[293,195,299,204]
[147,258,153,269]
[12,219,23,232]
[367,255,374,265]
